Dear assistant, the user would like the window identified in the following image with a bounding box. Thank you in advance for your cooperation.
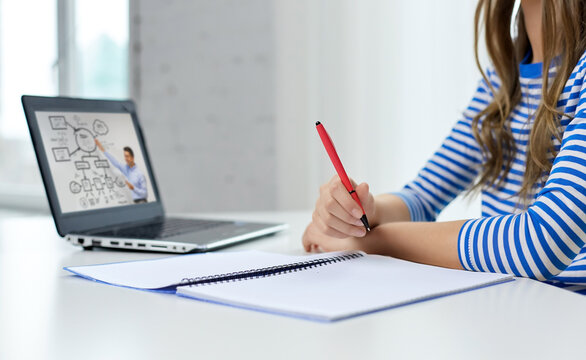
[0,0,58,192]
[70,0,129,98]
[0,0,128,209]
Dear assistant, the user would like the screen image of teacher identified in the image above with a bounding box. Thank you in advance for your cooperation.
[95,138,148,204]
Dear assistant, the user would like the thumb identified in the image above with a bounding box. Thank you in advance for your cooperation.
[349,177,357,187]
[355,182,370,202]
[355,182,375,220]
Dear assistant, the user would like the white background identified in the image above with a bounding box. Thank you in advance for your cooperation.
[131,0,484,220]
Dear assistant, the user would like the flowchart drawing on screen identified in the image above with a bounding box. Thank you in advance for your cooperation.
[45,115,134,211]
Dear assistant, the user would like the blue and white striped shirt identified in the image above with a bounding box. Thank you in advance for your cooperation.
[396,52,586,291]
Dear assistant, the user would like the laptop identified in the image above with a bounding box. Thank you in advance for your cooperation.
[21,95,287,253]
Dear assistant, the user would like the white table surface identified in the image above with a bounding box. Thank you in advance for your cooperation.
[1,210,585,360]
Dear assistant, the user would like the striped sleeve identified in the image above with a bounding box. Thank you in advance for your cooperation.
[458,98,586,280]
[394,77,492,221]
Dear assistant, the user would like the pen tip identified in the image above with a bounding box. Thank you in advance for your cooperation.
[360,215,371,232]
[315,121,321,126]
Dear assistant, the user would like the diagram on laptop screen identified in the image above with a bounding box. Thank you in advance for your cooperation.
[35,111,156,213]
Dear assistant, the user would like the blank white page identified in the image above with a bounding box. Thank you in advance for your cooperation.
[64,251,347,290]
[176,254,513,321]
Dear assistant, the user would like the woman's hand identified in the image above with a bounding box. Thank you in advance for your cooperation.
[302,176,414,254]
[308,175,375,240]
[302,221,365,253]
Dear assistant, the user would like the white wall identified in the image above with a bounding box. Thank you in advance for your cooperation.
[132,0,483,219]
[130,0,277,212]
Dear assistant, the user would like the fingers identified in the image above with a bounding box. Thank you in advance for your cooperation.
[355,182,369,203]
[302,226,312,252]
[302,222,338,253]
[320,190,364,226]
[302,223,323,252]
[309,175,373,242]
[323,176,364,216]
[304,176,376,252]
[331,180,364,219]
[302,221,365,254]
[355,182,374,216]
[313,210,365,238]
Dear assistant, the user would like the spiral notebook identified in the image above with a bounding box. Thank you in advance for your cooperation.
[65,250,513,321]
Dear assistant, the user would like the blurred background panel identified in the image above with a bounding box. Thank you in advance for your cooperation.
[0,0,482,219]
[131,0,277,212]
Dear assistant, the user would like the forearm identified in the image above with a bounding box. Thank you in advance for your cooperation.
[133,184,147,198]
[104,152,124,173]
[359,220,466,269]
[371,194,411,227]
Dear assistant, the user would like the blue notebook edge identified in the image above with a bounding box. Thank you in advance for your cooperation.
[62,251,222,293]
[64,267,178,294]
[174,276,515,323]
[63,252,516,322]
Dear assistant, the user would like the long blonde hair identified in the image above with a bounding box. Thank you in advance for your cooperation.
[470,0,586,205]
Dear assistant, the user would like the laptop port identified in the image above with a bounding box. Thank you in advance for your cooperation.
[150,244,167,249]
[110,241,119,246]
[124,242,132,246]
[137,243,146,247]
[92,240,101,246]
[77,238,85,245]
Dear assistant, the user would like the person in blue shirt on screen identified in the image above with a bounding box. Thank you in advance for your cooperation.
[95,138,148,204]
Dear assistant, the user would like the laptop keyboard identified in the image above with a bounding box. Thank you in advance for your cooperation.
[91,218,232,240]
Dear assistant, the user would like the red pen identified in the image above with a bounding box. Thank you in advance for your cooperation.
[315,121,371,232]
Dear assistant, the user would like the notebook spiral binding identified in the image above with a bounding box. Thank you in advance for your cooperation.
[178,251,364,287]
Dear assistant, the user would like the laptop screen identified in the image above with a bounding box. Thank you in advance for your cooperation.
[34,110,158,214]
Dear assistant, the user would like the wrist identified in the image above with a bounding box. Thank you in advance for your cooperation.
[371,194,410,228]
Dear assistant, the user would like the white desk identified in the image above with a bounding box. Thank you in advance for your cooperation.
[1,211,585,360]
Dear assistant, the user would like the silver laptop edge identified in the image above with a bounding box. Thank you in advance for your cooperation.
[67,223,289,253]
